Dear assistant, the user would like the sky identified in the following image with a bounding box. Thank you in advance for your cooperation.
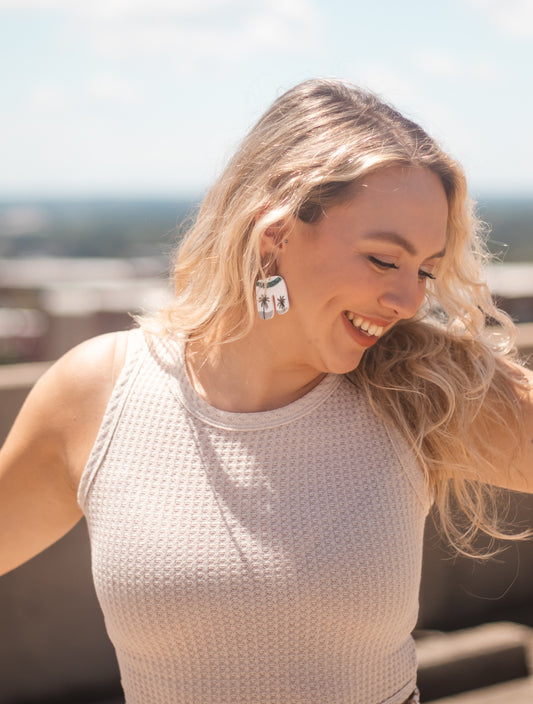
[1,0,533,199]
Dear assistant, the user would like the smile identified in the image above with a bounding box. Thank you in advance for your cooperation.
[345,311,385,338]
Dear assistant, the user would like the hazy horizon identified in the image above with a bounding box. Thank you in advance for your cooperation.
[1,195,532,263]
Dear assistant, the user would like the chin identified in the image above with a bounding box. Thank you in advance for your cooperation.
[323,350,366,375]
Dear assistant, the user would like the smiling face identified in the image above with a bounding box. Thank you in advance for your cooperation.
[263,166,449,377]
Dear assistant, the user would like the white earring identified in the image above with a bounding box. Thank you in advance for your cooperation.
[256,275,290,319]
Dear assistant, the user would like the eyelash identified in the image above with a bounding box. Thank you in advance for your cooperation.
[368,256,436,281]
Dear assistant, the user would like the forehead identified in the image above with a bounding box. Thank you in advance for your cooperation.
[355,166,447,207]
[341,166,449,252]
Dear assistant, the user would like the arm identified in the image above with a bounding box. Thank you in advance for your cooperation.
[509,364,533,493]
[0,331,128,576]
[487,363,533,494]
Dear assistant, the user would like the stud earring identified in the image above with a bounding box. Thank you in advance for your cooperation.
[256,275,290,319]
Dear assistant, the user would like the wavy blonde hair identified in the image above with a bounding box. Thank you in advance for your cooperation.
[148,78,529,555]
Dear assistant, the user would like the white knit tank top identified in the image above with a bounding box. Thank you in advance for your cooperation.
[78,329,430,704]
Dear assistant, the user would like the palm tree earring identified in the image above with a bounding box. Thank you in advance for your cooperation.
[256,275,290,319]
[256,239,290,320]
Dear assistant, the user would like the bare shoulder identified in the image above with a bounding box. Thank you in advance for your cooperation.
[33,330,131,481]
[0,330,132,575]
[3,329,131,497]
[47,329,129,398]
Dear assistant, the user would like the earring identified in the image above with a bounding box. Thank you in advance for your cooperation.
[256,275,290,319]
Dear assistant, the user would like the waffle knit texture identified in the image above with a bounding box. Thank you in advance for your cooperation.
[78,329,430,704]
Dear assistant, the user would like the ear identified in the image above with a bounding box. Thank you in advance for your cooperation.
[259,220,289,258]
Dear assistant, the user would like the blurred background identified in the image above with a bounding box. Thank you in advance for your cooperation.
[1,0,533,702]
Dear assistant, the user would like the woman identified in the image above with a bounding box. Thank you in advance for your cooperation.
[1,78,532,704]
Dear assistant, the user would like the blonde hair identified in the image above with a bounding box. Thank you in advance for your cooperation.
[149,78,529,555]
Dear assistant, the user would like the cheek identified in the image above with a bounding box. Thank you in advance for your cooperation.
[286,260,340,303]
[416,284,428,309]
[284,250,367,312]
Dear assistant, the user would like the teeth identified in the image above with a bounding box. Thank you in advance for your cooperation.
[346,312,385,338]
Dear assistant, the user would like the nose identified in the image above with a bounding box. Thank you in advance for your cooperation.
[378,281,425,320]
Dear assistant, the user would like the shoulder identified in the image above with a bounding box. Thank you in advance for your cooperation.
[50,329,129,389]
[0,331,132,574]
[28,330,131,483]
[37,329,129,406]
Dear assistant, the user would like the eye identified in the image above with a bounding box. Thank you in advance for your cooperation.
[368,256,399,271]
[369,255,437,282]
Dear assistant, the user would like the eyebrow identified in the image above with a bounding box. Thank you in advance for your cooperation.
[362,231,446,259]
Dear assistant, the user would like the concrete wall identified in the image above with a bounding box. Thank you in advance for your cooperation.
[1,328,532,703]
[0,523,121,704]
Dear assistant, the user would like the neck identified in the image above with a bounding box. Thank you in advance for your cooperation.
[186,326,327,413]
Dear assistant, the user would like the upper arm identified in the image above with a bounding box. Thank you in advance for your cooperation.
[484,362,533,494]
[511,364,533,493]
[0,330,128,576]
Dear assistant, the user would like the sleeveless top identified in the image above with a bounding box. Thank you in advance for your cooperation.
[78,329,430,704]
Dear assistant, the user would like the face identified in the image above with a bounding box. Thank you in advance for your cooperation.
[263,166,449,377]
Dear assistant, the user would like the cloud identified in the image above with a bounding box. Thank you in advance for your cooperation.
[88,74,141,104]
[466,0,533,38]
[28,84,67,111]
[413,49,503,81]
[0,0,320,58]
[92,0,320,61]
[0,0,212,9]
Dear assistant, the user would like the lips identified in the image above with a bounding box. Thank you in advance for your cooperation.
[345,311,387,338]
[341,312,386,350]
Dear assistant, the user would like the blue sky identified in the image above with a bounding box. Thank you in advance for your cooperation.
[1,0,533,198]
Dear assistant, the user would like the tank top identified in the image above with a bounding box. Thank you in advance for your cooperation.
[78,329,430,704]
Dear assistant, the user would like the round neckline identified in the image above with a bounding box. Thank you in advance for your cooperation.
[168,336,342,431]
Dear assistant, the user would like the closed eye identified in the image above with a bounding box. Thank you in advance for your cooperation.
[368,256,399,271]
[369,255,437,281]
